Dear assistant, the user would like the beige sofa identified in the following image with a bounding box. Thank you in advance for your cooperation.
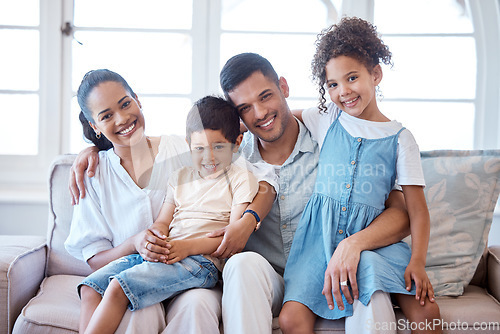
[1,151,500,334]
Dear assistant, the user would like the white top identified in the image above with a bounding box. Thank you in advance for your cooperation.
[165,164,259,270]
[65,134,277,262]
[302,103,425,186]
[65,135,191,262]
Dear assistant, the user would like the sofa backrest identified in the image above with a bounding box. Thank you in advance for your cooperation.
[46,154,92,277]
[45,151,500,291]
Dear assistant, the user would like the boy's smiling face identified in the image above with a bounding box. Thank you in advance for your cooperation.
[189,129,242,178]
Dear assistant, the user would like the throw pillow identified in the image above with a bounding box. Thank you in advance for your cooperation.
[420,150,500,296]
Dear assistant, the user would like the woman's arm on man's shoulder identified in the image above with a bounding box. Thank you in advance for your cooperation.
[69,146,100,205]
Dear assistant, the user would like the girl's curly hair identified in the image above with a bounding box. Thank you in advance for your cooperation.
[312,17,392,112]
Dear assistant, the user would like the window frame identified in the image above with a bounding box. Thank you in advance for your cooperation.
[1,0,499,202]
[344,0,500,150]
[0,0,62,201]
[469,0,500,149]
[59,0,211,153]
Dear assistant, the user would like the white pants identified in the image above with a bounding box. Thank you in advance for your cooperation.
[164,285,222,334]
[346,291,397,334]
[222,252,397,334]
[222,252,284,334]
[116,304,166,334]
[116,285,222,334]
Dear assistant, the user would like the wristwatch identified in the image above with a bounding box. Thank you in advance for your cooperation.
[241,209,261,231]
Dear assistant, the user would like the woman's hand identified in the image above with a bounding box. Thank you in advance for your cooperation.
[322,237,361,311]
[404,260,435,305]
[134,228,170,263]
[208,214,255,258]
[69,146,100,205]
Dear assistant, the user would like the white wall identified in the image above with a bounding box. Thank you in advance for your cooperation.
[0,202,48,236]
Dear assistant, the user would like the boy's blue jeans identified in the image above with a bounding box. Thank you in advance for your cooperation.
[78,254,219,311]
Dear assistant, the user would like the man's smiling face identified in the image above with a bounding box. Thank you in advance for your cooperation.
[228,71,292,143]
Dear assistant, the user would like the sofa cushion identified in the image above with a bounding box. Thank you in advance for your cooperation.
[488,245,500,302]
[46,155,92,277]
[13,275,82,334]
[13,275,167,334]
[420,150,500,296]
[434,285,500,334]
[0,236,46,334]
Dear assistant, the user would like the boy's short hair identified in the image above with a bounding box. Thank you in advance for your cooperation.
[186,96,241,145]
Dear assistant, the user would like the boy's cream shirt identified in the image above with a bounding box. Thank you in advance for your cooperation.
[164,163,259,270]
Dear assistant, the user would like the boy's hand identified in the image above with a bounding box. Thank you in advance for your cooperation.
[404,261,435,305]
[165,239,190,264]
[69,146,100,205]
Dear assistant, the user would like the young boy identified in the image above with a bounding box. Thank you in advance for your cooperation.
[81,95,260,334]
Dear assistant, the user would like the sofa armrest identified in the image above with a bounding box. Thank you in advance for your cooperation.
[0,235,46,334]
[487,245,500,302]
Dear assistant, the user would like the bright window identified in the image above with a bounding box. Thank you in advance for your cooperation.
[68,0,194,153]
[67,0,341,152]
[0,0,40,155]
[0,0,499,193]
[373,0,476,150]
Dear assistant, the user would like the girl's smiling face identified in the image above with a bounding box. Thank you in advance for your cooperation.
[189,129,242,178]
[87,81,145,148]
[325,55,383,121]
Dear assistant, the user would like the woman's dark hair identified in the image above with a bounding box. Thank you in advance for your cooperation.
[220,53,279,102]
[312,17,392,112]
[77,69,136,150]
[186,96,240,145]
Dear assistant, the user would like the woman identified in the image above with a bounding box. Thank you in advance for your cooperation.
[65,69,274,333]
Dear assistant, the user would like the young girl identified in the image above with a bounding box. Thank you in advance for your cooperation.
[280,17,441,333]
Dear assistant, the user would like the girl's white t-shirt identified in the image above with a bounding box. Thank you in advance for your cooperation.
[302,103,425,187]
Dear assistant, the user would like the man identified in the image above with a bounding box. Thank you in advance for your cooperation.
[70,53,410,333]
[216,53,410,333]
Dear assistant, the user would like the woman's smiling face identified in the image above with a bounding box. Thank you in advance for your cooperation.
[87,81,145,148]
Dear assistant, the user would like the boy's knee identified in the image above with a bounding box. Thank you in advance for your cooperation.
[80,285,100,301]
[103,279,127,302]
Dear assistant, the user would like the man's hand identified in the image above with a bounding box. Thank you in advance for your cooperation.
[69,146,100,205]
[322,237,361,311]
[208,215,255,258]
